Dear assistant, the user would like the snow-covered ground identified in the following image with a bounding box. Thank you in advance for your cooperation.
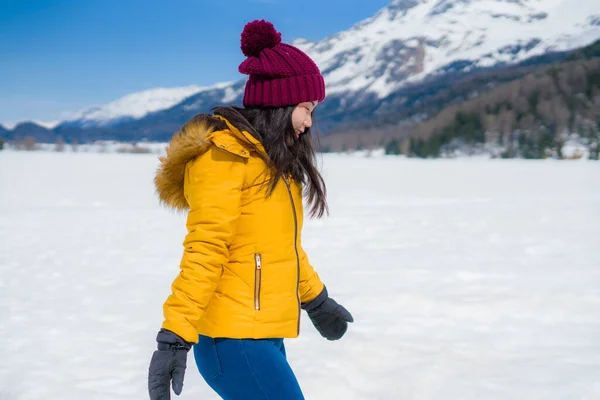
[1,152,599,400]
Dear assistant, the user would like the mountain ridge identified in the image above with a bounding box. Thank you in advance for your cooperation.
[1,0,599,145]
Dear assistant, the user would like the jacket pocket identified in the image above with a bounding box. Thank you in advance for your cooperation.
[254,253,262,310]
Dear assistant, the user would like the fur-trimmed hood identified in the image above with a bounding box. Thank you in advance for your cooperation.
[154,114,265,211]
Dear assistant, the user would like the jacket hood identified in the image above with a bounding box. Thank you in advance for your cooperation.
[154,114,266,211]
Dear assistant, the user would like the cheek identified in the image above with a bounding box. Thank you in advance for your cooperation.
[291,109,306,127]
[291,112,300,127]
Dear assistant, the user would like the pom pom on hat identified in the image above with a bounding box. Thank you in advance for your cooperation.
[240,19,282,57]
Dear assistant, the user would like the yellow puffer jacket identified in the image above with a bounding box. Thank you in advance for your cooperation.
[154,114,325,343]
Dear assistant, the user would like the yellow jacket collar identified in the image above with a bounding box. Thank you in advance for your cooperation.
[214,115,268,159]
[154,114,268,212]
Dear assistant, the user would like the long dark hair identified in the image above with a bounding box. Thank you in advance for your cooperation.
[213,105,328,218]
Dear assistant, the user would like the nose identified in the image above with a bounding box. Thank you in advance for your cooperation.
[304,116,312,128]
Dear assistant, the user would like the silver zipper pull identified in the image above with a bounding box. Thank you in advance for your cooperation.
[255,254,262,269]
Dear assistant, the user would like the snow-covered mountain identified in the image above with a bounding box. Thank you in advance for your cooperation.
[32,120,61,129]
[3,0,600,136]
[77,0,600,127]
[64,83,232,127]
[295,0,600,98]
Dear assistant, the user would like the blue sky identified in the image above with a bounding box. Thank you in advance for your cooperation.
[0,0,392,127]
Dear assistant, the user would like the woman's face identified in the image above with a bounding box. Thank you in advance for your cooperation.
[291,101,318,139]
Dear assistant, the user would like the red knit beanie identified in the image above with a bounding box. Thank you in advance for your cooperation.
[238,20,326,107]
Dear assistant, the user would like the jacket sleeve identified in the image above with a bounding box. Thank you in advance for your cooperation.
[298,241,325,304]
[162,146,245,342]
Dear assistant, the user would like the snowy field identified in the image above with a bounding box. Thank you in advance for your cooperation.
[1,151,599,400]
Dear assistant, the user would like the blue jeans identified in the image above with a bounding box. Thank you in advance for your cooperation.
[193,335,305,400]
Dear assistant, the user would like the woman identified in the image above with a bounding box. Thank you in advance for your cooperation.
[148,19,353,400]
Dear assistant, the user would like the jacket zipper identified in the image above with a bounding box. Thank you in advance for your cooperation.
[283,177,301,335]
[254,253,262,310]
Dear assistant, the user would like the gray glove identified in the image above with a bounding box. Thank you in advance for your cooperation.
[302,287,354,340]
[148,329,192,400]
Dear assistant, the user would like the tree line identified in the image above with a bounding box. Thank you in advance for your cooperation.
[386,56,600,160]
